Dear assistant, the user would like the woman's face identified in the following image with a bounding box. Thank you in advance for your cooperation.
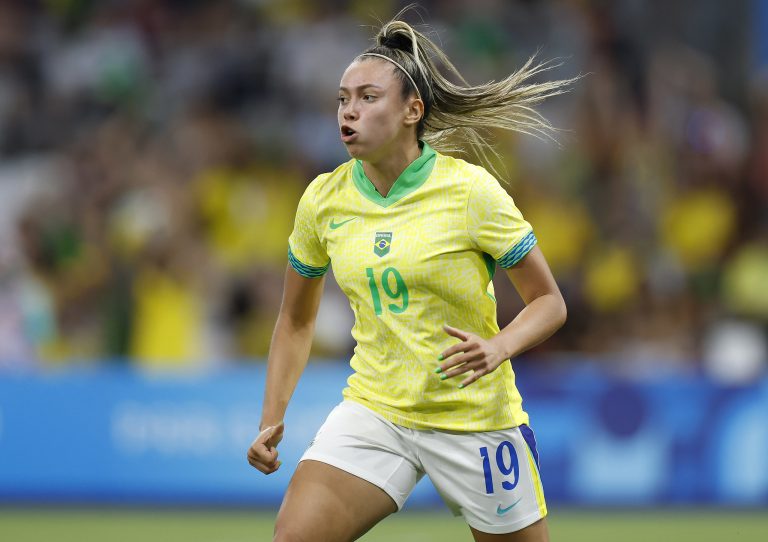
[337,58,420,161]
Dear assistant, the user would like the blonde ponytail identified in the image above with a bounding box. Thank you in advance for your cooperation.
[357,6,579,179]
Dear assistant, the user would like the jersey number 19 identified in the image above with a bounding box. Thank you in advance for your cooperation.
[366,267,409,315]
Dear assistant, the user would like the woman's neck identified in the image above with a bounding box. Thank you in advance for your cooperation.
[362,141,421,197]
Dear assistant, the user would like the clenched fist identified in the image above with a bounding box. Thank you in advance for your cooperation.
[247,422,284,474]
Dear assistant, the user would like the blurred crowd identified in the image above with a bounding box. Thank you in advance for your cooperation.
[0,0,766,380]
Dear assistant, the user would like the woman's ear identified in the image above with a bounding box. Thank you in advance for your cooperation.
[404,98,424,127]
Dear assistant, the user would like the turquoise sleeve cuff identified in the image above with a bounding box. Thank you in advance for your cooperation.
[288,246,330,278]
[497,231,537,268]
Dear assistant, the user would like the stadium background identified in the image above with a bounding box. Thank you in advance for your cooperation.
[0,0,766,540]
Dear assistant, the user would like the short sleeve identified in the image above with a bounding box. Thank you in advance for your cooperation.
[287,181,330,278]
[467,169,537,269]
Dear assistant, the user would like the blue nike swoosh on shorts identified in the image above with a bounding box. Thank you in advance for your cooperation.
[496,497,523,516]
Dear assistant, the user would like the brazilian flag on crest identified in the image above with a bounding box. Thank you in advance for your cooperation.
[374,232,392,257]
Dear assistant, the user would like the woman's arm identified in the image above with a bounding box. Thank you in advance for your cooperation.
[493,245,567,359]
[247,264,326,474]
[437,246,566,387]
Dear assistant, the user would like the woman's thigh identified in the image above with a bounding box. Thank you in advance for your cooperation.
[274,460,398,542]
[470,518,549,542]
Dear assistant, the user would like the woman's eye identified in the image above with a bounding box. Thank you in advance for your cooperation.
[363,95,375,101]
[337,96,348,104]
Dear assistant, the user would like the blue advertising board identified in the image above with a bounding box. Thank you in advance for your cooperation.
[0,363,766,506]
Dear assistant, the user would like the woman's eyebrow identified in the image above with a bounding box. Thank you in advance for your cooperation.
[338,84,385,92]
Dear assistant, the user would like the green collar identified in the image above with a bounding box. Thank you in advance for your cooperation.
[352,141,437,207]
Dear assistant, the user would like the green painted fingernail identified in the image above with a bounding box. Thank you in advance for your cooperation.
[458,384,465,389]
[440,374,447,380]
[434,367,442,373]
[437,354,444,361]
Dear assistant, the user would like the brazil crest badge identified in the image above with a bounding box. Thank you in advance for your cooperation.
[374,232,392,257]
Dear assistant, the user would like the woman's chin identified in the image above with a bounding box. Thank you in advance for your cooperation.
[343,142,368,159]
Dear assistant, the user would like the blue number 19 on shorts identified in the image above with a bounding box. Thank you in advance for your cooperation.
[479,441,520,494]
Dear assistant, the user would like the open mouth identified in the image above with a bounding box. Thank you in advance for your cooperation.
[341,126,358,142]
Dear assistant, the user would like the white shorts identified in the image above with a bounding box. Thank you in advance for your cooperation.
[300,401,547,535]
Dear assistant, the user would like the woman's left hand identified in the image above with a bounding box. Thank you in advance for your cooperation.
[436,325,508,388]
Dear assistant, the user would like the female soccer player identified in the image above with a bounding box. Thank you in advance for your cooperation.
[248,10,573,542]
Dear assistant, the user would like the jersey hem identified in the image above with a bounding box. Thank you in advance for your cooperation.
[344,395,529,432]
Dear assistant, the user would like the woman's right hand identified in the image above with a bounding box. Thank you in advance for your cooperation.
[246,422,285,474]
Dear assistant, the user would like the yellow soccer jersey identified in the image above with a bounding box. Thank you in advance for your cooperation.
[288,142,537,431]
